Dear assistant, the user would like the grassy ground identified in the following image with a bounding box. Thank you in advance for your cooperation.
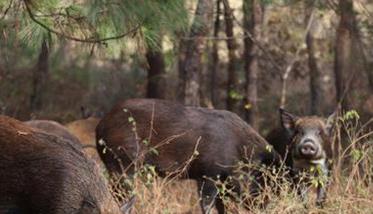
[110,162,373,214]
[109,163,373,214]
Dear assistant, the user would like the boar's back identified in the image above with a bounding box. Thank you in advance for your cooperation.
[96,99,277,178]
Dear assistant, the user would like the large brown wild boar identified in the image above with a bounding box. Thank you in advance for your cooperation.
[65,117,102,166]
[266,108,336,206]
[96,99,279,214]
[0,115,129,214]
[24,120,81,145]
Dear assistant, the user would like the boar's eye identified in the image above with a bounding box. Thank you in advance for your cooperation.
[295,128,304,136]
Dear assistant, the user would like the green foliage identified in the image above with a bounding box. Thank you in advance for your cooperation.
[1,0,189,55]
[228,90,244,100]
[136,164,158,186]
[351,148,364,162]
[342,110,360,122]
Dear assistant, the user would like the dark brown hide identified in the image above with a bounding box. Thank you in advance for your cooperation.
[24,120,81,145]
[65,117,103,167]
[0,116,122,214]
[266,109,335,206]
[96,99,279,214]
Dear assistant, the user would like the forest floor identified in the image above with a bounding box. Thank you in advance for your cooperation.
[113,167,373,214]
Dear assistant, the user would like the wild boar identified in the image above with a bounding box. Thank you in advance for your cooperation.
[24,120,81,145]
[65,117,103,166]
[96,98,279,214]
[0,115,128,214]
[266,108,336,206]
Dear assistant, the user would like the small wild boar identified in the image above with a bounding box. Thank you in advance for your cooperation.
[266,108,336,206]
[65,117,102,166]
[0,115,127,214]
[96,99,279,214]
[24,120,81,145]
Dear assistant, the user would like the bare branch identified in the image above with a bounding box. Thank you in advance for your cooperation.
[279,8,316,109]
[230,10,283,75]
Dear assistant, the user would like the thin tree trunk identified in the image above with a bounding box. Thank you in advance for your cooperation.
[334,0,354,110]
[305,2,323,115]
[30,39,49,112]
[243,0,262,129]
[181,0,214,106]
[146,36,166,99]
[177,32,187,102]
[222,0,238,111]
[210,0,221,107]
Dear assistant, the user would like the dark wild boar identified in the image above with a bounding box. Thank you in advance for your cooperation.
[96,99,279,214]
[266,108,336,206]
[24,120,81,145]
[0,115,129,214]
[25,119,103,167]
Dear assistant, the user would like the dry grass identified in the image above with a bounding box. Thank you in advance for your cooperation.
[108,111,373,214]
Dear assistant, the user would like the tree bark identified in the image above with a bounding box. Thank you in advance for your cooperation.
[181,0,214,106]
[146,37,166,99]
[209,0,221,107]
[30,39,49,112]
[243,0,262,130]
[334,0,356,110]
[177,32,187,102]
[305,2,323,115]
[222,0,238,111]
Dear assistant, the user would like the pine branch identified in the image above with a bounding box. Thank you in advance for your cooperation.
[0,0,13,20]
[23,0,141,44]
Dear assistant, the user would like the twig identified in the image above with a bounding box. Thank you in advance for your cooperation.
[23,0,140,44]
[230,10,283,75]
[147,102,156,144]
[0,0,13,20]
[279,8,315,108]
[164,136,201,184]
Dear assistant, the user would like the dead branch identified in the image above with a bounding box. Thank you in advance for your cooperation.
[230,12,282,76]
[279,8,315,109]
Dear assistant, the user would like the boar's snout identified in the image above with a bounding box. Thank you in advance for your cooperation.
[297,139,318,158]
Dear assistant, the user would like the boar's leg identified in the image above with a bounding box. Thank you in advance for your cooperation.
[315,163,329,207]
[297,182,309,204]
[197,178,225,214]
[316,186,326,207]
[120,196,136,214]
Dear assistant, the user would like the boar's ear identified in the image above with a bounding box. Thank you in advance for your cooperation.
[325,111,337,136]
[279,108,298,135]
[120,196,136,214]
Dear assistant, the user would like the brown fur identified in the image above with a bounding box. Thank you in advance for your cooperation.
[0,115,122,214]
[292,117,333,160]
[24,120,81,145]
[266,109,335,206]
[267,116,333,167]
[96,99,279,214]
[65,117,102,166]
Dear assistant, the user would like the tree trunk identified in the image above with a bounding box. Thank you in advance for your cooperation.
[146,37,166,99]
[305,2,323,115]
[223,0,238,111]
[334,0,354,110]
[177,32,187,102]
[30,39,49,112]
[243,0,262,130]
[209,0,221,107]
[181,0,214,106]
